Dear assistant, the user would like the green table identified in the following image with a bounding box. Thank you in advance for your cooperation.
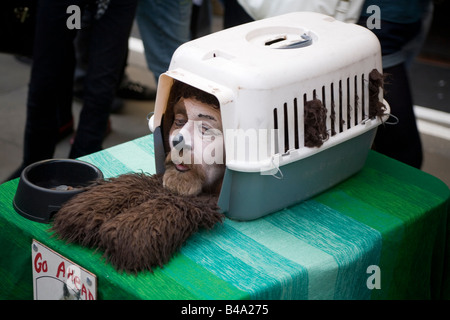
[1,135,449,300]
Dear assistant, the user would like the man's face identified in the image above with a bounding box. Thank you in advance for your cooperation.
[163,97,225,196]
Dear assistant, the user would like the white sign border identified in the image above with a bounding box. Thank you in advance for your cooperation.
[31,239,97,300]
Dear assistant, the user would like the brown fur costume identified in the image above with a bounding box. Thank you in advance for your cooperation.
[368,69,387,119]
[50,173,223,273]
[302,68,386,148]
[304,98,329,148]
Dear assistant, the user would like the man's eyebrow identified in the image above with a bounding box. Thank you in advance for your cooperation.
[173,100,187,115]
[198,113,217,121]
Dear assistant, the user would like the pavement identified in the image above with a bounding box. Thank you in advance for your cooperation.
[1,13,449,188]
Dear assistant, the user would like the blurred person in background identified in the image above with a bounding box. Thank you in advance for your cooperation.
[7,0,138,181]
[358,0,433,169]
[135,0,193,85]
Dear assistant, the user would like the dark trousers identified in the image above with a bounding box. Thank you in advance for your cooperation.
[358,17,423,169]
[23,0,137,166]
[374,63,423,169]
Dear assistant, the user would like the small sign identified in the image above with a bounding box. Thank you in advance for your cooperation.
[31,239,97,300]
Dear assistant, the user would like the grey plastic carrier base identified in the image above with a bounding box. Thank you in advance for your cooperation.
[218,128,377,221]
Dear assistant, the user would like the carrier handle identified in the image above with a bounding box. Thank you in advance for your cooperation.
[277,34,312,49]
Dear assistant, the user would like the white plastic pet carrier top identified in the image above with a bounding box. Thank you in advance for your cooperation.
[149,12,389,220]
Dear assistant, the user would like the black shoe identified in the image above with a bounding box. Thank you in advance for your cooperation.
[116,80,156,101]
[14,55,33,65]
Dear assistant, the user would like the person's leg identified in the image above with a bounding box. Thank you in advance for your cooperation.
[136,0,192,84]
[73,11,93,98]
[191,0,212,39]
[69,0,138,158]
[73,19,127,113]
[356,18,423,168]
[373,63,423,168]
[24,0,79,165]
[223,0,253,29]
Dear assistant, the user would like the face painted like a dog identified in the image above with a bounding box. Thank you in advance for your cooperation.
[52,82,226,273]
[163,97,225,196]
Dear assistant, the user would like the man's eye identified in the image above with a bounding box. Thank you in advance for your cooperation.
[198,123,214,136]
[174,118,186,127]
[202,126,222,137]
[201,125,210,135]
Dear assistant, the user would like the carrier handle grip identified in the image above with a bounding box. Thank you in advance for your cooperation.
[277,34,312,49]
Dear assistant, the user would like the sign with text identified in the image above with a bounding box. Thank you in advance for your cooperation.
[31,239,97,300]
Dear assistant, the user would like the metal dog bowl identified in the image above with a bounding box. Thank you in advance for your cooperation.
[13,159,103,223]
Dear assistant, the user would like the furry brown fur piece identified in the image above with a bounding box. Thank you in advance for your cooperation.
[98,192,220,272]
[304,98,329,148]
[368,69,387,119]
[51,173,161,248]
[50,173,223,273]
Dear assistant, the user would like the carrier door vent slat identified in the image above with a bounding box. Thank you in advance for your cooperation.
[272,74,366,154]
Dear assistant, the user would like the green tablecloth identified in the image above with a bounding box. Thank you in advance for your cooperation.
[1,134,449,300]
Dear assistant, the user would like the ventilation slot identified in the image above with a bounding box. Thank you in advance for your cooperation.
[339,80,344,133]
[283,103,289,153]
[293,98,299,149]
[273,108,279,154]
[265,36,287,46]
[362,73,369,121]
[326,75,366,136]
[273,98,303,154]
[330,83,336,136]
[271,75,366,154]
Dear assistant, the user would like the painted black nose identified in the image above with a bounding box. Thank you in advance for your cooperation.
[172,133,184,148]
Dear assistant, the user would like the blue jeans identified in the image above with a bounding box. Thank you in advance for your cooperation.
[22,0,138,167]
[136,0,193,84]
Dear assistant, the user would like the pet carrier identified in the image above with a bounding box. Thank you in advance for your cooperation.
[149,12,390,220]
